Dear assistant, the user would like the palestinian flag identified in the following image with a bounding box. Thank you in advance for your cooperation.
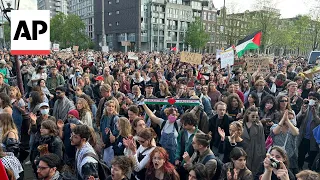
[236,31,262,57]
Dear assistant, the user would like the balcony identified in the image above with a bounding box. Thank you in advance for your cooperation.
[55,2,61,7]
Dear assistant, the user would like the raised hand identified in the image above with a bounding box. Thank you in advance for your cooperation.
[218,127,225,141]
[182,152,190,163]
[57,119,64,129]
[29,113,37,125]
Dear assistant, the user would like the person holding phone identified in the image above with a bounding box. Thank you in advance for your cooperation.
[297,92,320,170]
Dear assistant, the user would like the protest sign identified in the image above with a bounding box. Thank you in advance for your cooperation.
[128,52,139,60]
[220,49,234,69]
[246,58,271,74]
[180,51,202,65]
[73,46,79,52]
[121,41,131,46]
[102,46,109,53]
[216,49,223,60]
[53,44,59,52]
[57,52,73,60]
[304,66,320,79]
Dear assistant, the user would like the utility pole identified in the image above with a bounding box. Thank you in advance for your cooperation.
[101,0,106,46]
[223,0,226,49]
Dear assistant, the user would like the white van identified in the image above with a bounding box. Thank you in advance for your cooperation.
[308,51,320,64]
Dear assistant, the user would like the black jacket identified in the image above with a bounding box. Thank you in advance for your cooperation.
[209,114,232,149]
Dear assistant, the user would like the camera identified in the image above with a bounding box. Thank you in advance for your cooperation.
[269,158,280,169]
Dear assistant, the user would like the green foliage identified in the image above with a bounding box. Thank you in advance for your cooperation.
[291,15,313,53]
[50,13,94,49]
[3,21,10,42]
[185,17,209,51]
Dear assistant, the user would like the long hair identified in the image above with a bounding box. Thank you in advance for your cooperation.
[146,147,176,176]
[302,79,315,91]
[104,100,117,116]
[77,98,92,120]
[9,86,22,100]
[260,95,277,113]
[0,113,18,139]
[277,95,292,111]
[118,117,131,137]
[159,80,171,96]
[226,93,244,112]
[30,91,42,110]
[79,94,95,107]
[131,117,144,136]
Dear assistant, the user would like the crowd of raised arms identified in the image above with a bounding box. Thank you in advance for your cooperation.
[0,50,319,180]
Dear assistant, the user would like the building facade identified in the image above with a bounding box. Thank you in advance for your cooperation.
[94,0,217,52]
[68,0,95,40]
[37,0,68,18]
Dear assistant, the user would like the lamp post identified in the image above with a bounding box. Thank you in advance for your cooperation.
[2,2,24,95]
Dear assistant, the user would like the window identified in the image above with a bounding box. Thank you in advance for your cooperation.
[116,0,119,3]
[116,10,119,14]
[108,12,112,15]
[108,23,112,26]
[108,1,112,4]
[116,22,119,26]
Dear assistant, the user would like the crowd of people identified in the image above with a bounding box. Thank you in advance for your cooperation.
[0,49,319,180]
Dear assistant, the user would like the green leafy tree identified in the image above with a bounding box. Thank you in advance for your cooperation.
[50,13,94,49]
[292,15,312,55]
[185,17,209,51]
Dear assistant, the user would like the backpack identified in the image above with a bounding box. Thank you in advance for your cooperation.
[202,154,223,180]
[81,152,111,180]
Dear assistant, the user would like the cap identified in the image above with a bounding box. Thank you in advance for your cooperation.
[68,109,80,119]
[145,82,154,88]
[39,102,49,108]
[0,59,6,64]
[95,75,104,81]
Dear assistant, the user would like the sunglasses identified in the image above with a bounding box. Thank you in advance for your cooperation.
[280,100,288,102]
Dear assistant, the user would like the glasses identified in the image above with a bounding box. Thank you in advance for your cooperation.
[113,84,119,85]
[75,71,80,73]
[280,100,288,102]
[37,166,50,171]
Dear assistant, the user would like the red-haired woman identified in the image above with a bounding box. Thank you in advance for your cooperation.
[145,147,180,180]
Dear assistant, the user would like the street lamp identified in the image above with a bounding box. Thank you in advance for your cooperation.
[0,1,24,95]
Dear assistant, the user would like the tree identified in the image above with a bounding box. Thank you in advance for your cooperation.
[50,13,94,49]
[185,17,209,51]
[291,15,313,55]
[246,0,280,53]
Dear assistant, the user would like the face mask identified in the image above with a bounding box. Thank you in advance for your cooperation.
[265,103,273,110]
[40,109,49,115]
[68,117,81,125]
[168,114,177,123]
[275,79,284,87]
[309,99,316,106]
[75,72,81,76]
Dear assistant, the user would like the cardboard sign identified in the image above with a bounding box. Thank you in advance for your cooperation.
[11,10,50,55]
[128,52,139,60]
[220,49,234,68]
[73,46,79,52]
[52,43,59,52]
[180,51,202,65]
[57,52,73,60]
[121,41,131,46]
[246,58,271,74]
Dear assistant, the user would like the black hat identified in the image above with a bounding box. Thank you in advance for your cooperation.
[145,82,154,88]
[55,86,67,92]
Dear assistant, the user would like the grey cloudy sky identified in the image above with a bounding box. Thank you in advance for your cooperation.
[214,0,311,18]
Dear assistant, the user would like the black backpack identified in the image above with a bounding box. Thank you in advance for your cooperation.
[202,154,223,180]
[81,152,111,179]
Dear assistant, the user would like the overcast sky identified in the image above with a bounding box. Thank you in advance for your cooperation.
[214,0,311,18]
